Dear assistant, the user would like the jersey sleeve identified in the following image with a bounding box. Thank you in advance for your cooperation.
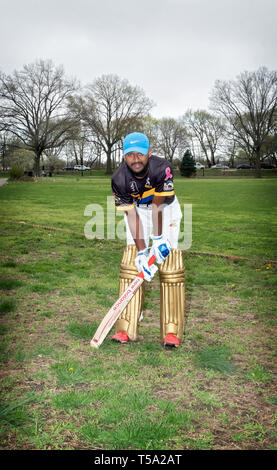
[111,178,134,211]
[154,162,175,196]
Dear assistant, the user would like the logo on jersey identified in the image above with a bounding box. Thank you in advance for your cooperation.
[165,167,173,181]
[145,177,152,188]
[163,181,174,191]
[130,180,139,193]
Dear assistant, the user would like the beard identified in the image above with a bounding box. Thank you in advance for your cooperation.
[129,160,149,178]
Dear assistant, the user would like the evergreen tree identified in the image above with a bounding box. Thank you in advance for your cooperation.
[180,149,196,177]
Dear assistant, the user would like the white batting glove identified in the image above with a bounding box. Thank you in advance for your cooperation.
[150,235,171,264]
[135,248,158,282]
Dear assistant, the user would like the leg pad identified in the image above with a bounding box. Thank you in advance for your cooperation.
[115,244,145,341]
[159,249,186,342]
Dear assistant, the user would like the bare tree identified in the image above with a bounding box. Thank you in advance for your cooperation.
[261,133,277,164]
[42,149,65,173]
[65,121,99,168]
[70,74,154,174]
[210,67,277,176]
[0,60,78,175]
[155,117,188,162]
[183,110,225,167]
[0,130,9,170]
[141,116,159,152]
[223,132,239,168]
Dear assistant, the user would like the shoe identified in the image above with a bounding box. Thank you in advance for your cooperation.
[164,334,179,348]
[112,331,130,343]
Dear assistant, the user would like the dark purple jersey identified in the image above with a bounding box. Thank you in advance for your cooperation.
[111,155,175,210]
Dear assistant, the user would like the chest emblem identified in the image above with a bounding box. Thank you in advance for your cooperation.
[130,180,139,193]
[145,176,152,188]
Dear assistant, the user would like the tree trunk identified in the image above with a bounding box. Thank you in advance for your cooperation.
[229,153,235,168]
[254,158,262,178]
[33,152,41,176]
[254,147,262,178]
[106,147,113,174]
[210,150,216,166]
[205,155,211,167]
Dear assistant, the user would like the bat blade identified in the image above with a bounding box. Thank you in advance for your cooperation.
[90,275,144,348]
[90,254,156,349]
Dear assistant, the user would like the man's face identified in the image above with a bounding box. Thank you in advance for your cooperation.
[124,149,152,175]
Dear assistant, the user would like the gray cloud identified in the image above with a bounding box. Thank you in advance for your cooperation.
[1,0,277,117]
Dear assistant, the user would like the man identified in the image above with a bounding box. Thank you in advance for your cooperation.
[111,132,186,347]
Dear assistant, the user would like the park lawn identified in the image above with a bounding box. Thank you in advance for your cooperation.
[0,176,276,259]
[0,176,276,450]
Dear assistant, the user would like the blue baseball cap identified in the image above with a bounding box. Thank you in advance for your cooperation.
[123,132,149,156]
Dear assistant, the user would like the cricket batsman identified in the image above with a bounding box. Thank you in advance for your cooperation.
[111,132,186,347]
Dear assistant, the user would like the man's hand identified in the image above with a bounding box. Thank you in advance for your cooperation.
[150,235,171,264]
[135,248,158,282]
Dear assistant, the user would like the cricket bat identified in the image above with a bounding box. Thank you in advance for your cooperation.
[90,254,156,349]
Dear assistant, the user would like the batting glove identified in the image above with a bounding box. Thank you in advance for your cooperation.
[135,248,158,282]
[150,235,171,264]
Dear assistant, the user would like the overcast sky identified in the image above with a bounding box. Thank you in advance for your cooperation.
[1,0,277,118]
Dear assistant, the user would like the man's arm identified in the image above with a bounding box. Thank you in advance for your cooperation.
[124,206,146,252]
[124,206,158,282]
[150,195,171,264]
[152,194,166,236]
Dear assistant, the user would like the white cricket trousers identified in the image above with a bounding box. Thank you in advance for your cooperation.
[124,196,182,249]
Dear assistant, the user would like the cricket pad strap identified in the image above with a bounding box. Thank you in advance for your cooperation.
[115,244,145,341]
[159,249,186,342]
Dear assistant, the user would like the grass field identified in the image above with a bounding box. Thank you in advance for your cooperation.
[0,175,276,450]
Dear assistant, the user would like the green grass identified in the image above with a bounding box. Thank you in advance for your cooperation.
[245,365,273,383]
[194,345,238,374]
[66,321,99,340]
[0,175,276,450]
[0,299,16,314]
[0,399,31,427]
[0,175,276,259]
[0,278,23,290]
